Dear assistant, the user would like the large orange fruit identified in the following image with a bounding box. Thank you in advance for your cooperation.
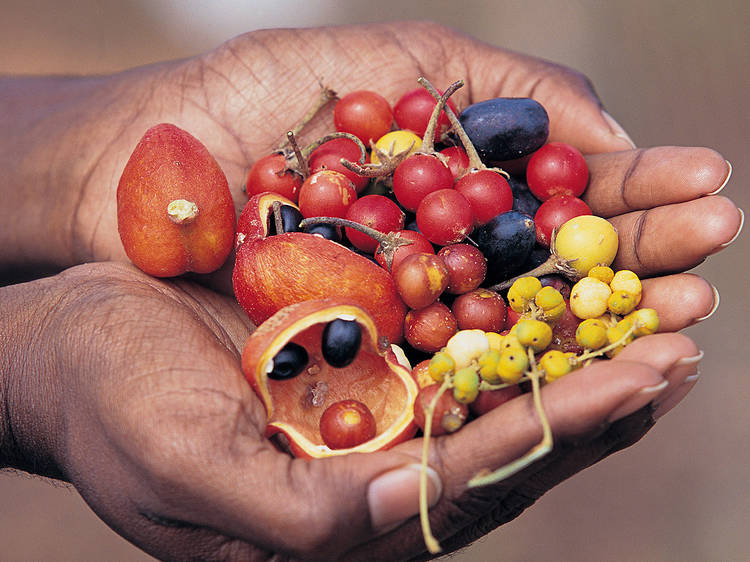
[241,299,418,458]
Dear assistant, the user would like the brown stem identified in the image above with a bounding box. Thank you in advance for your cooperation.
[277,85,337,151]
[286,131,309,179]
[299,216,414,269]
[487,255,580,292]
[301,132,367,163]
[340,141,414,178]
[419,79,464,154]
[272,200,284,235]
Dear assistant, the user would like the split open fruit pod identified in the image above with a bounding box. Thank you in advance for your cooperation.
[241,298,419,458]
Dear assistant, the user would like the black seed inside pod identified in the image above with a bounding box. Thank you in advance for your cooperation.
[267,342,308,380]
[322,319,362,368]
[269,205,304,235]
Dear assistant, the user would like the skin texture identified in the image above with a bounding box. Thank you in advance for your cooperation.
[0,21,742,561]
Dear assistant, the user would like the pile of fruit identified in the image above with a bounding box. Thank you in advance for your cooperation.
[116,77,658,553]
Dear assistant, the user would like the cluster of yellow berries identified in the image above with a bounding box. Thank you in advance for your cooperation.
[570,266,659,356]
[425,267,660,405]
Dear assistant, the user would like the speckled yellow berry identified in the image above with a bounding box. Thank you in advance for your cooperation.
[515,318,553,352]
[539,350,572,382]
[507,276,542,313]
[497,348,529,384]
[610,270,642,300]
[477,349,502,384]
[608,290,638,315]
[486,331,504,352]
[575,318,609,349]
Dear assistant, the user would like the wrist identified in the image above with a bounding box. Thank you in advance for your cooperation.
[0,274,67,478]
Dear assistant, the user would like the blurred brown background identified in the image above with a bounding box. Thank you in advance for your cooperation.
[1,1,748,560]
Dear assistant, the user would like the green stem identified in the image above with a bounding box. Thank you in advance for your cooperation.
[419,379,451,555]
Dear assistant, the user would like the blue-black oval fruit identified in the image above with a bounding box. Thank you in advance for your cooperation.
[475,210,536,282]
[459,98,549,162]
[322,318,362,368]
[268,342,308,380]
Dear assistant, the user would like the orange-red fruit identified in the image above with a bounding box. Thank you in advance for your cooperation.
[393,252,449,310]
[117,123,235,277]
[404,302,457,353]
[233,232,407,344]
[241,298,418,458]
[320,399,377,450]
[413,384,468,435]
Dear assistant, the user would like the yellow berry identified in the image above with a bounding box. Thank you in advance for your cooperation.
[507,276,542,313]
[485,331,504,352]
[370,130,421,164]
[606,324,633,357]
[428,351,455,382]
[610,270,642,300]
[554,216,619,277]
[535,286,564,309]
[608,290,638,315]
[539,350,572,382]
[575,318,609,349]
[497,348,529,384]
[588,265,615,284]
[515,318,553,352]
[477,349,502,384]
[453,367,480,403]
[541,301,566,323]
[626,308,660,336]
[570,277,612,319]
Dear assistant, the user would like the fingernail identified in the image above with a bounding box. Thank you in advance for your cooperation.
[707,160,732,195]
[602,110,636,149]
[653,373,700,420]
[675,350,704,366]
[694,284,720,322]
[607,380,668,423]
[367,464,442,533]
[718,208,744,248]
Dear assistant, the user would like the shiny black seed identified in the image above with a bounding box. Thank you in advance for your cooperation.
[303,222,342,243]
[269,205,303,236]
[322,319,362,368]
[267,342,308,380]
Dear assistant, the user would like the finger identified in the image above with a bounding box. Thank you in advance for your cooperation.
[640,273,718,331]
[584,147,731,217]
[609,195,742,276]
[464,45,635,154]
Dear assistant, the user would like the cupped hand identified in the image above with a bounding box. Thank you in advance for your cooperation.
[55,21,738,286]
[2,261,705,561]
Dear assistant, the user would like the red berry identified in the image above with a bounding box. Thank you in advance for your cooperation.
[344,195,405,253]
[392,153,454,212]
[416,189,474,246]
[393,87,457,143]
[454,169,514,225]
[245,152,302,202]
[298,170,357,219]
[333,91,393,145]
[439,146,470,180]
[534,194,592,247]
[308,137,370,193]
[526,142,589,201]
[437,243,487,294]
[374,229,434,272]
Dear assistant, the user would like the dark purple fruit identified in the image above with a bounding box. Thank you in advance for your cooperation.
[322,318,362,368]
[459,98,549,162]
[268,342,309,380]
[508,176,542,216]
[475,210,536,282]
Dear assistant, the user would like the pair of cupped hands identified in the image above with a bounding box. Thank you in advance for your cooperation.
[1,22,741,561]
